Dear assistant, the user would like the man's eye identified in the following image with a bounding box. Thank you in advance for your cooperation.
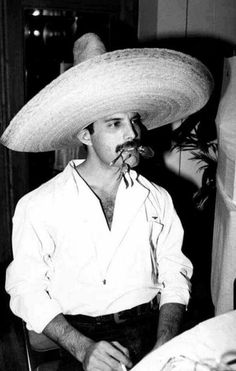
[108,121,120,128]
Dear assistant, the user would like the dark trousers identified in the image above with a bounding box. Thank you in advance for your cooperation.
[39,306,159,370]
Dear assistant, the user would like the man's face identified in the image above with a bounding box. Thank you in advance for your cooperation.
[88,112,142,169]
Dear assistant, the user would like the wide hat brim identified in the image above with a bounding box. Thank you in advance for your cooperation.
[1,48,214,152]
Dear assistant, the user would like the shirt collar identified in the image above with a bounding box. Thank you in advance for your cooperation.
[66,159,140,190]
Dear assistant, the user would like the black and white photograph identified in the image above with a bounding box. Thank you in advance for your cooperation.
[0,1,236,370]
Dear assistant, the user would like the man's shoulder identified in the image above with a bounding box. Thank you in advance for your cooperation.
[136,173,175,218]
[136,172,170,198]
[16,165,72,211]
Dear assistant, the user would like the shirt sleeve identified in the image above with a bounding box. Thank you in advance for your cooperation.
[5,195,63,333]
[155,188,193,308]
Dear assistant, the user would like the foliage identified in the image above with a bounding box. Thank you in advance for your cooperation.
[172,122,218,210]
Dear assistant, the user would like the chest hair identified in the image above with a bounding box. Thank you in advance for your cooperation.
[100,196,116,230]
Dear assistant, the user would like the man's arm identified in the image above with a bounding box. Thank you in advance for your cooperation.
[43,313,133,370]
[43,313,93,362]
[154,302,185,349]
[149,188,192,349]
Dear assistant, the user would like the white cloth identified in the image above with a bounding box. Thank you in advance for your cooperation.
[131,310,236,371]
[5,160,192,333]
[211,177,236,315]
[211,56,236,314]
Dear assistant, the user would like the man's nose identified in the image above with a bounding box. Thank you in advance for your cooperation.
[124,121,138,140]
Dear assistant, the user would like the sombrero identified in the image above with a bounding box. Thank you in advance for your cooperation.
[0,33,214,152]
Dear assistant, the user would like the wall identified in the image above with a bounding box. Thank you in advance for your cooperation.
[138,0,236,43]
[187,0,236,45]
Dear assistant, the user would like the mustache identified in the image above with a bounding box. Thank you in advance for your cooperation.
[115,139,141,153]
[110,139,154,167]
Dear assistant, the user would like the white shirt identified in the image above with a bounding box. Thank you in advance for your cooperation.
[6,160,193,333]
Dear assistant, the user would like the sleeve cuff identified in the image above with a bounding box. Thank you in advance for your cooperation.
[159,287,191,309]
[12,295,64,333]
[27,304,63,334]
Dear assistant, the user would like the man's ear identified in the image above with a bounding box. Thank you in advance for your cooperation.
[77,128,92,146]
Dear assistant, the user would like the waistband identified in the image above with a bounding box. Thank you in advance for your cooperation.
[65,296,159,325]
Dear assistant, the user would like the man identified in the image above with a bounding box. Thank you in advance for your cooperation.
[1,34,213,370]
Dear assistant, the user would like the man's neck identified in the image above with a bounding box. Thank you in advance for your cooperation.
[76,158,122,196]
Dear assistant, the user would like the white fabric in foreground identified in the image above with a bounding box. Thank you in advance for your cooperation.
[131,310,236,371]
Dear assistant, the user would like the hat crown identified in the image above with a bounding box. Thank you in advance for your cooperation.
[73,33,106,65]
